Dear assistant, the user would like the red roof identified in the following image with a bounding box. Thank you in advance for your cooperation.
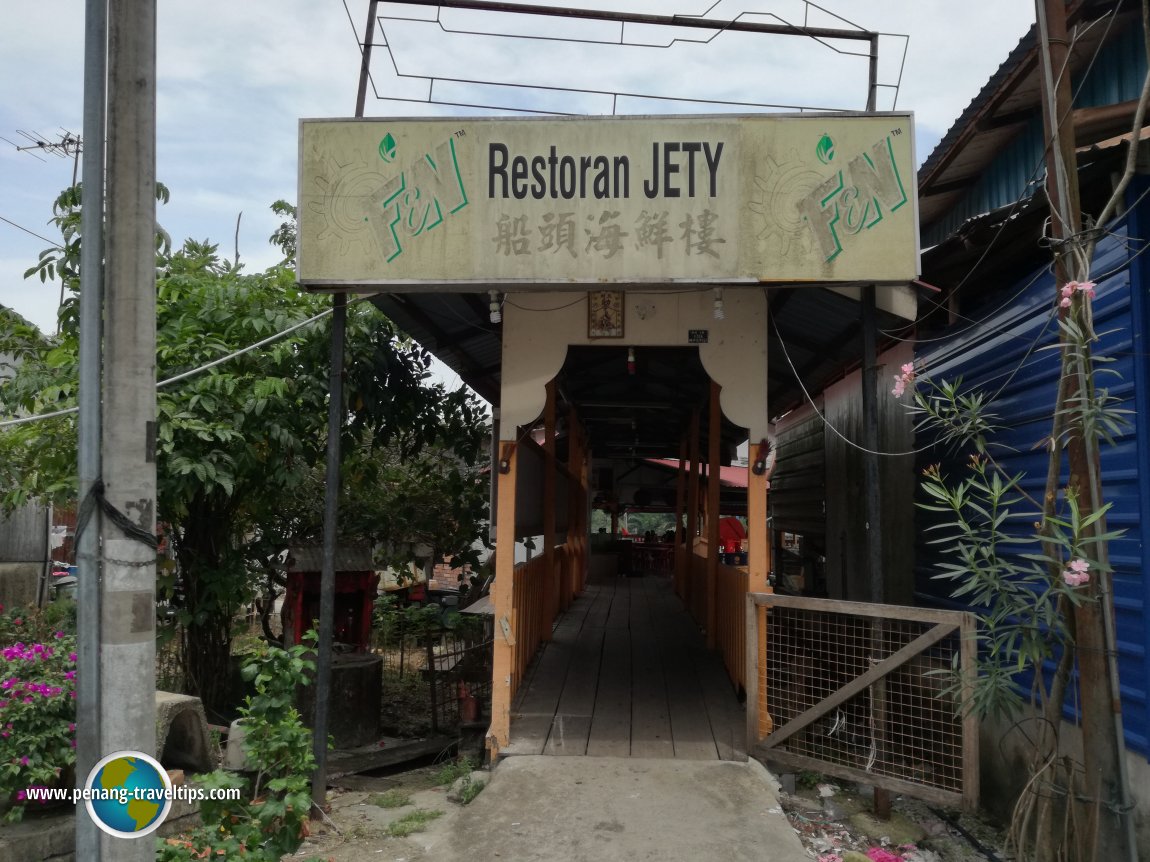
[644,458,748,489]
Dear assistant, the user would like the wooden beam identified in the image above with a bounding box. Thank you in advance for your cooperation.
[487,441,518,756]
[686,409,700,608]
[706,380,721,649]
[674,437,688,598]
[747,445,771,736]
[960,612,980,812]
[747,449,769,594]
[543,380,557,637]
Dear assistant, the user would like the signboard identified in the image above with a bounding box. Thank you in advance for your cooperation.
[298,113,918,287]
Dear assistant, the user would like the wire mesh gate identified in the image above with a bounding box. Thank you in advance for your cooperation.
[746,593,979,810]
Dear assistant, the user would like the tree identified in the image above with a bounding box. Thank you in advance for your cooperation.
[0,187,490,716]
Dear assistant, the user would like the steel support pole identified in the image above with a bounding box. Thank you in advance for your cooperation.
[310,292,346,812]
[76,1,107,855]
[860,285,883,603]
[311,3,374,808]
[860,284,889,820]
[355,0,380,117]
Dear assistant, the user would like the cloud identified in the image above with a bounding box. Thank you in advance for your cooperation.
[1,0,1038,336]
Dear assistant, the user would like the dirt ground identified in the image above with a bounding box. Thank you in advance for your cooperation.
[283,760,1008,862]
[282,760,472,862]
[777,779,1009,862]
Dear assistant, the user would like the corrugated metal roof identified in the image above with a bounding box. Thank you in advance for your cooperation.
[914,205,1150,756]
[917,1,1140,233]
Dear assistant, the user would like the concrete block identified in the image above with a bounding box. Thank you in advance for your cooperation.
[223,718,250,770]
[156,690,219,775]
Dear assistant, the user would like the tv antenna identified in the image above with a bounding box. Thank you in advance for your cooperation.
[2,129,82,162]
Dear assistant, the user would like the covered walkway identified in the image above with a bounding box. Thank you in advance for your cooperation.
[502,572,745,761]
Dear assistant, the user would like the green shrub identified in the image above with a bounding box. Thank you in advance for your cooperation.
[157,634,318,860]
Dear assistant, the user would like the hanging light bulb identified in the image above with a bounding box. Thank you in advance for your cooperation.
[713,287,725,320]
[488,289,502,324]
[627,347,636,375]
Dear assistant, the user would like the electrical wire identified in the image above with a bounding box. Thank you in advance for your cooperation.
[0,295,379,429]
[769,311,934,458]
[0,214,60,246]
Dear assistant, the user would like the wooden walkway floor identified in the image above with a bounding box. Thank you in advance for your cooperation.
[503,572,746,761]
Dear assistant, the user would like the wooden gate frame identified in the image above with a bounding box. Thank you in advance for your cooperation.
[746,592,979,811]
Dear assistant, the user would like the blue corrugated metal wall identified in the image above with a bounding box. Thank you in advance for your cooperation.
[914,185,1150,758]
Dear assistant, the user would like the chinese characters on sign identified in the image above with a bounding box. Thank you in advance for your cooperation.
[493,209,727,260]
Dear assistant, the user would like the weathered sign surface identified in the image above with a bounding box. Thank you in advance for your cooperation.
[298,113,917,287]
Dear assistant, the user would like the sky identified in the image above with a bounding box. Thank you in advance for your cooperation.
[1,1,1038,339]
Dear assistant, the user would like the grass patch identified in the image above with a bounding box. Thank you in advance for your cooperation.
[433,756,476,786]
[458,776,485,805]
[367,789,412,809]
[386,809,444,837]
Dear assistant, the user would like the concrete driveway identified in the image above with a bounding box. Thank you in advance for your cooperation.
[408,755,808,862]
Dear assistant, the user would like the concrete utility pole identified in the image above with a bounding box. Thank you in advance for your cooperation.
[1034,0,1136,858]
[101,0,158,858]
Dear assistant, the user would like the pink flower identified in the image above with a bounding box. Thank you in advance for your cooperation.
[54,631,64,639]
[891,362,917,398]
[19,756,29,766]
[67,653,76,663]
[1061,280,1097,306]
[1063,557,1091,587]
[64,671,75,681]
[866,850,903,862]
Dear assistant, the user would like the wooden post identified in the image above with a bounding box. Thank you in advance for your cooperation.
[686,410,701,610]
[543,380,557,638]
[488,441,518,756]
[578,415,590,591]
[747,454,769,594]
[674,437,688,598]
[748,451,771,734]
[706,380,721,649]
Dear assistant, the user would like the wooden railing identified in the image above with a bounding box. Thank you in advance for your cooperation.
[507,540,584,701]
[714,561,749,691]
[687,542,709,627]
[510,553,550,695]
